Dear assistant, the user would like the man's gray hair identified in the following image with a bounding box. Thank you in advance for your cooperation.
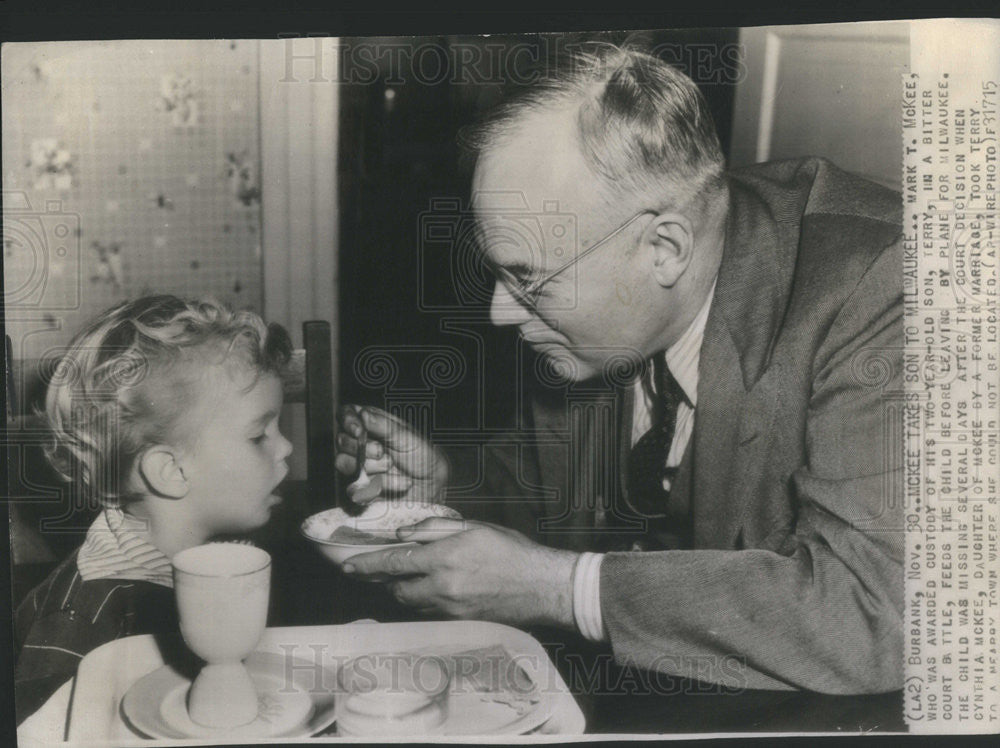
[463,43,726,213]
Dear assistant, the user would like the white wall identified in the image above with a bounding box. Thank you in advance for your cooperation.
[730,21,910,191]
[259,38,339,479]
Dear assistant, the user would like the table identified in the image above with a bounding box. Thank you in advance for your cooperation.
[271,533,906,734]
[20,621,586,744]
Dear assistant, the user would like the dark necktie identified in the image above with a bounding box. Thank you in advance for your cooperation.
[627,355,684,518]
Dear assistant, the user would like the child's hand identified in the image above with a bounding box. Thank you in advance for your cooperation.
[335,405,449,505]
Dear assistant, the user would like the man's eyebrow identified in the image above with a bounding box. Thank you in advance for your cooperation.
[475,227,535,277]
[482,255,534,279]
[501,261,534,278]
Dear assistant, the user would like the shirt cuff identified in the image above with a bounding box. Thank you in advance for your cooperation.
[572,552,608,642]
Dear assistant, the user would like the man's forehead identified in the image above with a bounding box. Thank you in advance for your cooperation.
[471,169,593,238]
[472,109,593,213]
[471,190,538,213]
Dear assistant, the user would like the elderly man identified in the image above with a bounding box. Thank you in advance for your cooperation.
[336,45,903,694]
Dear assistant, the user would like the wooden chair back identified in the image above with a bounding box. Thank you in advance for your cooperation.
[281,321,335,508]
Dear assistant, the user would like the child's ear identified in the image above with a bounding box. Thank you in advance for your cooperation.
[138,445,189,499]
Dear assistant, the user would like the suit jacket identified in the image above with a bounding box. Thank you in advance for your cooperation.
[456,157,904,694]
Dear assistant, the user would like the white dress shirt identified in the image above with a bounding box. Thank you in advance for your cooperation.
[573,282,716,642]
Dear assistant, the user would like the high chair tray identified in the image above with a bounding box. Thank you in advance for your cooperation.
[61,621,585,744]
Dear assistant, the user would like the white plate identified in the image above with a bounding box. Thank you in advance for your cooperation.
[121,651,338,740]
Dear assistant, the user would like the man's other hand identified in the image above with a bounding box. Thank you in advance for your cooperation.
[343,518,578,630]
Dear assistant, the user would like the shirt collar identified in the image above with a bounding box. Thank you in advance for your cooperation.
[662,279,717,407]
[77,507,174,587]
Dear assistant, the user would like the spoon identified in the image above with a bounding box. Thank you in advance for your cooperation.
[348,407,383,504]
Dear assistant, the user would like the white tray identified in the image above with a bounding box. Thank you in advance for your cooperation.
[64,621,585,744]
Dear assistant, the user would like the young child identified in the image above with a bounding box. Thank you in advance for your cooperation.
[13,295,293,723]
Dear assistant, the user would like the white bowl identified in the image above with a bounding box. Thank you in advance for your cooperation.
[300,501,461,567]
[302,535,416,566]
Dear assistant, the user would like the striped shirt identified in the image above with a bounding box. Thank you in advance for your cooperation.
[76,508,173,588]
[13,509,178,724]
[630,279,715,459]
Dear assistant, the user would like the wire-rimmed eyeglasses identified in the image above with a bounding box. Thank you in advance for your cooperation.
[486,211,651,308]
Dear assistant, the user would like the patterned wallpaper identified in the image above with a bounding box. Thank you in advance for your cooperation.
[3,40,263,361]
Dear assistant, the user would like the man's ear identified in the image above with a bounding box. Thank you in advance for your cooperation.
[643,212,694,288]
[137,445,189,499]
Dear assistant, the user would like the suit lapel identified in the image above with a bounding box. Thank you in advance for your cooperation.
[689,177,800,547]
[616,383,633,506]
[690,313,750,547]
[532,392,592,550]
[534,380,637,550]
[713,178,801,389]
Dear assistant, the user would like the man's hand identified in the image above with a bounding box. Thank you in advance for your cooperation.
[335,405,449,505]
[343,518,579,630]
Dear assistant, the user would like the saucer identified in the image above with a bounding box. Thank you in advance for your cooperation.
[334,649,552,736]
[122,651,338,739]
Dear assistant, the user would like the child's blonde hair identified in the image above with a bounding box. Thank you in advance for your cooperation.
[44,295,292,507]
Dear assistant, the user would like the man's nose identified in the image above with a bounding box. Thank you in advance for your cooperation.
[489,281,533,327]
